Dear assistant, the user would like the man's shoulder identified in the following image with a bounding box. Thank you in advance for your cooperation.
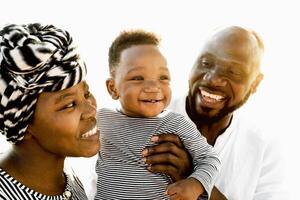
[233,111,278,150]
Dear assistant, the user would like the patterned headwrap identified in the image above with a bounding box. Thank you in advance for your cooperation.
[0,23,87,143]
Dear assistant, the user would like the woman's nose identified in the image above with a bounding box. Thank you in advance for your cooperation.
[81,98,97,120]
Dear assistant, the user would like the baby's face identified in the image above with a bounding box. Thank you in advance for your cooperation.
[114,44,171,118]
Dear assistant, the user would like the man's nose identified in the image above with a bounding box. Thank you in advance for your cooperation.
[143,80,161,92]
[203,69,227,87]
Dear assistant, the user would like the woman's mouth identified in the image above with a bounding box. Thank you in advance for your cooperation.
[81,126,99,139]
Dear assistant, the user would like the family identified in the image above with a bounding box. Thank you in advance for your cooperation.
[0,23,286,199]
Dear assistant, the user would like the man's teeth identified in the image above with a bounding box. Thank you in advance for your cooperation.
[201,90,225,101]
[81,126,98,138]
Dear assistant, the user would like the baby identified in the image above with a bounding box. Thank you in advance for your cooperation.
[96,30,220,200]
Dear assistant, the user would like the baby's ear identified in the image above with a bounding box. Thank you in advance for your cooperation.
[106,78,119,100]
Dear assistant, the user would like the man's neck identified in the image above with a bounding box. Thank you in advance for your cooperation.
[185,97,233,145]
[195,115,232,146]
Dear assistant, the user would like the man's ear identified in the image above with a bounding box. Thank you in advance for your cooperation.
[106,78,119,100]
[251,73,264,94]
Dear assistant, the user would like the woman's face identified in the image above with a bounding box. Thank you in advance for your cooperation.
[27,81,100,157]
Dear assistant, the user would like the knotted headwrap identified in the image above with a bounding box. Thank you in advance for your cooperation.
[0,23,87,143]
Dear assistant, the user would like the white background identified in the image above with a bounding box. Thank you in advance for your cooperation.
[1,0,299,198]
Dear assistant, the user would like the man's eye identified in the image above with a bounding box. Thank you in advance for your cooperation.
[131,76,144,81]
[228,69,240,76]
[201,60,212,67]
[85,91,92,99]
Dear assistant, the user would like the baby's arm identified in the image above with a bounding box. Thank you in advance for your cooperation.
[173,114,221,198]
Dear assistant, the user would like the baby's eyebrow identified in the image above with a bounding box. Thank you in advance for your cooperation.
[127,66,145,74]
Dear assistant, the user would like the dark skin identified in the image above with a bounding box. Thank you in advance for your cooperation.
[0,82,100,195]
[143,26,263,200]
[141,133,193,182]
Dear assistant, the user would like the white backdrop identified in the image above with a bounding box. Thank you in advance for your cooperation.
[1,0,299,198]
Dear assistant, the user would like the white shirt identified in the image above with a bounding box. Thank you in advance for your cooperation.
[168,96,288,200]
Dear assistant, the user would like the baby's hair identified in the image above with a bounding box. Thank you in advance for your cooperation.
[108,29,161,77]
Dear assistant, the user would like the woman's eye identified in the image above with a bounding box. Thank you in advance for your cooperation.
[131,76,144,81]
[65,102,76,109]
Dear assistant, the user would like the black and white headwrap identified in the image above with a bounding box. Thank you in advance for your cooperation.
[0,23,87,144]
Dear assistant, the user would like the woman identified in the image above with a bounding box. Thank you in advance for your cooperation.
[0,23,100,199]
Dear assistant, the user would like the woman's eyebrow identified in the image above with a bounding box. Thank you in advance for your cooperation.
[55,92,76,104]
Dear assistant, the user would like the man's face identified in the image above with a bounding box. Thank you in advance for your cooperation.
[109,45,171,118]
[188,29,262,123]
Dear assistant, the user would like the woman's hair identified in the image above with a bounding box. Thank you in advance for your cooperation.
[0,23,87,143]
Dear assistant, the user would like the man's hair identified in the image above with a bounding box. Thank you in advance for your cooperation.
[108,30,160,76]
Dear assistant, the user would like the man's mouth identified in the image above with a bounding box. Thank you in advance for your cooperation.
[197,88,227,108]
[200,89,226,102]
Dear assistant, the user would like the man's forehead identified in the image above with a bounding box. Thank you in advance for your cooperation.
[200,33,259,65]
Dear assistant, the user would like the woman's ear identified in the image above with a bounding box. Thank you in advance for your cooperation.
[106,78,119,100]
[23,125,34,140]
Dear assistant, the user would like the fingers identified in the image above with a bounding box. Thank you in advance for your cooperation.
[166,182,182,200]
[141,134,193,182]
[151,133,184,148]
[147,163,181,181]
[141,143,185,181]
[169,194,182,200]
[167,179,203,200]
[142,142,183,159]
[143,151,181,165]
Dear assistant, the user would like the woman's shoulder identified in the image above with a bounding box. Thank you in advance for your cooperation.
[64,166,88,200]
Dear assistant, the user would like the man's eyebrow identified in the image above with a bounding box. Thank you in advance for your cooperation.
[55,92,76,104]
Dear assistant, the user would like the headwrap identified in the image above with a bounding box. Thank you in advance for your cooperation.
[0,23,87,143]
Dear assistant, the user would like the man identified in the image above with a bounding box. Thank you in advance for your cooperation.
[143,26,287,199]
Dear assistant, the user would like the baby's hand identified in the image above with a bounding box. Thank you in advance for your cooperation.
[166,177,204,200]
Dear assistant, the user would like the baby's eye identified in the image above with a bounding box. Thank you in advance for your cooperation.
[160,75,170,81]
[131,76,144,81]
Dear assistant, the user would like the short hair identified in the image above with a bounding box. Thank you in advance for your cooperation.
[108,30,160,77]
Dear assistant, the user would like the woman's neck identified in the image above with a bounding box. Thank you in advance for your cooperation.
[0,139,66,195]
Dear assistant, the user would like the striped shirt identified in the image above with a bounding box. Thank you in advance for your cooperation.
[95,108,220,199]
[0,168,87,200]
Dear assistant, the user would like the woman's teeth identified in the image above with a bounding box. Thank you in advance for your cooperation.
[81,126,98,138]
